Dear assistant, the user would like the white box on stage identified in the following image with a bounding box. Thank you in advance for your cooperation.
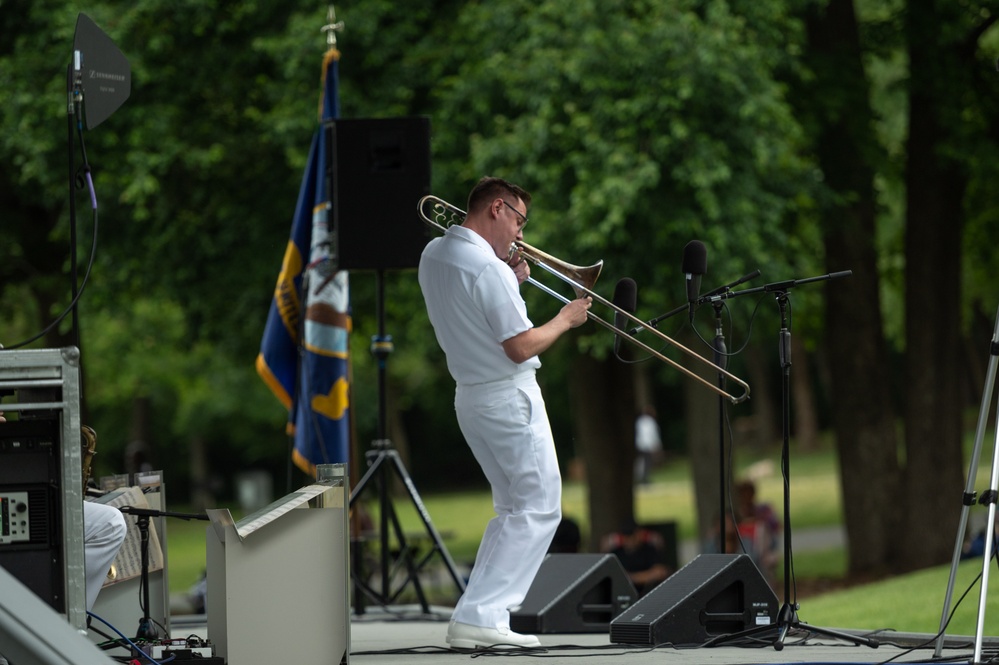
[206,465,349,665]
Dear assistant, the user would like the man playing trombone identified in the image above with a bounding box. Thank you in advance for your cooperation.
[418,176,591,650]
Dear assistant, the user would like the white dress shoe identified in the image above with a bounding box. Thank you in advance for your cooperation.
[446,621,541,650]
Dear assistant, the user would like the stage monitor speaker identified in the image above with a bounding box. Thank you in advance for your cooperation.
[327,116,432,271]
[609,553,778,646]
[509,553,637,634]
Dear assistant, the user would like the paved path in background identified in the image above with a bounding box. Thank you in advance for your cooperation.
[679,524,846,564]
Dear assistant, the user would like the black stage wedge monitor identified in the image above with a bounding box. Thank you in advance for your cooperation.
[327,117,432,271]
[609,553,779,646]
[509,554,638,634]
[73,14,130,130]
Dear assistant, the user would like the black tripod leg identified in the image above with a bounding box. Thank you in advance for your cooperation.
[349,450,387,506]
[704,602,878,651]
[349,448,465,613]
[378,480,431,613]
[793,621,879,648]
[389,452,467,594]
[349,450,389,612]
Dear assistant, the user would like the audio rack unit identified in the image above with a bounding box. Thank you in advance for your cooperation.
[0,347,86,630]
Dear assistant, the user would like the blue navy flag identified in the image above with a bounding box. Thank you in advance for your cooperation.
[256,49,350,476]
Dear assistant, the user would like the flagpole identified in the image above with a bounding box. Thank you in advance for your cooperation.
[321,5,344,49]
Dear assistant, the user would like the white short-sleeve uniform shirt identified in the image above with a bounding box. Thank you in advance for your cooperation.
[418,225,540,385]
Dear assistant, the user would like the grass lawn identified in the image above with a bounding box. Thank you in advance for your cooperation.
[799,558,999,637]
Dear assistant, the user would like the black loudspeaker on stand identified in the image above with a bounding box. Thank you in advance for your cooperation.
[329,117,466,613]
[327,117,431,272]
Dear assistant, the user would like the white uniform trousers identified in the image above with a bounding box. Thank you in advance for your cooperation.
[451,371,562,630]
[83,501,127,611]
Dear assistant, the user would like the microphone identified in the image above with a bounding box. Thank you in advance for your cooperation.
[612,277,637,357]
[682,240,707,320]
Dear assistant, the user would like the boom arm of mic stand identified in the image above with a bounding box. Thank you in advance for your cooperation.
[699,269,763,301]
[629,269,764,335]
[118,505,210,521]
[632,303,687,334]
[703,270,853,303]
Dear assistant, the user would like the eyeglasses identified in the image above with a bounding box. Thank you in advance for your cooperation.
[501,200,529,229]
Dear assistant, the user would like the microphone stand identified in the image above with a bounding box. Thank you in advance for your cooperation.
[700,270,876,651]
[117,505,208,640]
[712,301,728,553]
[699,271,760,555]
[634,270,760,555]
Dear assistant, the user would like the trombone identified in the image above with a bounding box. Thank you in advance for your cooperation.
[416,195,751,404]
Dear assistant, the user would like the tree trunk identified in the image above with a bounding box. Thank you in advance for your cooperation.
[680,328,729,548]
[189,433,214,512]
[803,0,903,574]
[900,0,967,570]
[743,342,778,450]
[790,335,819,451]
[571,354,637,552]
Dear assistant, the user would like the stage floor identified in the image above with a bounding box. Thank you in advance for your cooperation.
[171,607,996,665]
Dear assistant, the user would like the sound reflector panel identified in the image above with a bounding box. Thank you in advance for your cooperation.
[73,13,130,129]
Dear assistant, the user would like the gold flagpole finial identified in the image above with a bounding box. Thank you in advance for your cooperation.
[322,5,344,48]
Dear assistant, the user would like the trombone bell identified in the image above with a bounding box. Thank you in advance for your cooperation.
[513,241,603,298]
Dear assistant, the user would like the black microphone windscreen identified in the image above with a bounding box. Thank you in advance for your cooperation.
[613,278,637,313]
[612,278,637,332]
[681,240,707,275]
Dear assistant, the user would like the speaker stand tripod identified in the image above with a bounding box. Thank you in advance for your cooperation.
[935,305,999,663]
[348,270,465,615]
[704,273,875,650]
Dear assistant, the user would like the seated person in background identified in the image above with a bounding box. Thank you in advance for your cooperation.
[548,515,582,554]
[705,512,740,555]
[734,479,779,588]
[600,519,671,596]
[962,513,999,560]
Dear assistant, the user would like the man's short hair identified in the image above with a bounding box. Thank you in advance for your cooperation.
[467,176,532,215]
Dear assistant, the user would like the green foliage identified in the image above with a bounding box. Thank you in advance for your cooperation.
[2,0,998,509]
[0,0,828,498]
[422,0,820,369]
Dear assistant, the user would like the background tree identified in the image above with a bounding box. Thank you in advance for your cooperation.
[426,0,814,547]
[797,0,903,575]
[797,0,999,575]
